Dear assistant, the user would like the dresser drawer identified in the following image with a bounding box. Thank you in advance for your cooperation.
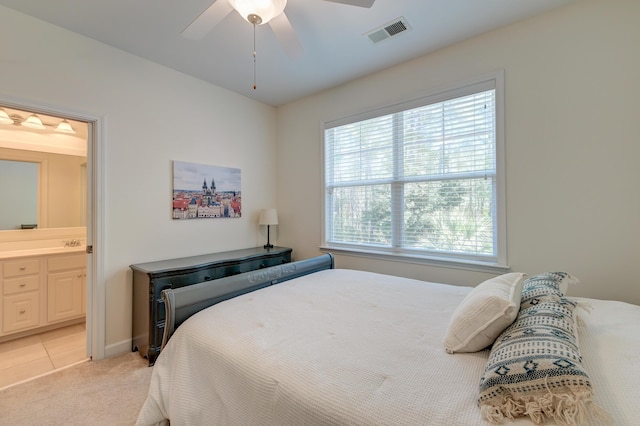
[3,275,40,295]
[155,268,217,289]
[3,259,41,278]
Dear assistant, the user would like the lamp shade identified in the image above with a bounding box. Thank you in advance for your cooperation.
[55,119,76,134]
[229,0,287,25]
[259,208,278,225]
[21,114,46,130]
[0,108,13,125]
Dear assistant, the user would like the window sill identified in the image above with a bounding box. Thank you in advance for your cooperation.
[319,245,510,274]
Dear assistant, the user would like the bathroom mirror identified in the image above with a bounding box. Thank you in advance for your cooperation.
[0,159,38,230]
[0,148,86,231]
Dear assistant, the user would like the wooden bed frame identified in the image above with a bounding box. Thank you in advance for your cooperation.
[161,253,334,349]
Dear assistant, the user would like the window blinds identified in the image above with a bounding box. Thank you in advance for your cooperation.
[324,85,498,262]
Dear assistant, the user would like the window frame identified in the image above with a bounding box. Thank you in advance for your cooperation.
[320,71,508,272]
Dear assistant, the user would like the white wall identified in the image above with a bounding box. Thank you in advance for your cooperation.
[0,6,278,352]
[276,0,640,305]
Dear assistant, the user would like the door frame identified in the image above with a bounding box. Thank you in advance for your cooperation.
[0,95,105,360]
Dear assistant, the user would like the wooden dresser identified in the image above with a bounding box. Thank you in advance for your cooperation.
[131,246,292,365]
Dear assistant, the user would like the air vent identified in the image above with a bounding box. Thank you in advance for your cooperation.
[365,17,410,44]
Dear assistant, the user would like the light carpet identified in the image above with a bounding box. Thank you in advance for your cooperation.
[0,351,151,425]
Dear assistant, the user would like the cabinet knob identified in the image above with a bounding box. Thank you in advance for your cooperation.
[19,309,26,314]
[77,274,83,278]
[20,266,26,270]
[20,283,26,287]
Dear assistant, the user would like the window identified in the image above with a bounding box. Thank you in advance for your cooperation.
[322,73,506,268]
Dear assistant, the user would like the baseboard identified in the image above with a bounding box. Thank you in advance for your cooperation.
[104,338,132,358]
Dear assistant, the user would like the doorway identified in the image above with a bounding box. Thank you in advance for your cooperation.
[0,99,103,388]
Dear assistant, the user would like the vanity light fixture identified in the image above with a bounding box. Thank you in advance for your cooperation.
[55,119,76,134]
[21,114,46,130]
[0,108,13,125]
[0,109,76,133]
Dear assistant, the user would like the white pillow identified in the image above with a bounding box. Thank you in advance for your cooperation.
[444,272,526,354]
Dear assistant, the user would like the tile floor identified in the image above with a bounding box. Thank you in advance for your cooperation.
[0,323,87,390]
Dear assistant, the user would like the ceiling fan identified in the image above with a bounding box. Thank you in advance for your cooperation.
[181,0,376,58]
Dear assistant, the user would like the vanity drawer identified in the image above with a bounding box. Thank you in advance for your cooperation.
[3,292,40,334]
[3,259,41,278]
[48,254,86,272]
[3,275,40,295]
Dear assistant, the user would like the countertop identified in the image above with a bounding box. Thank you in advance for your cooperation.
[0,246,85,260]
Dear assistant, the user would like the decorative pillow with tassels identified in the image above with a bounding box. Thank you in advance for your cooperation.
[520,272,579,309]
[478,296,608,425]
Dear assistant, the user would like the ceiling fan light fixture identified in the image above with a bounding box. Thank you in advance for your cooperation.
[229,0,287,25]
[21,114,46,130]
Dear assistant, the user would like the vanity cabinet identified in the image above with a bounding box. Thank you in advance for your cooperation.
[0,252,86,341]
[47,254,86,323]
[131,246,293,365]
[2,258,43,334]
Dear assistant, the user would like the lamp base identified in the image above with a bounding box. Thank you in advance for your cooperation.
[264,224,274,249]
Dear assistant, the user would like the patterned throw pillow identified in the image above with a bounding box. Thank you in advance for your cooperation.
[520,272,577,309]
[478,297,607,425]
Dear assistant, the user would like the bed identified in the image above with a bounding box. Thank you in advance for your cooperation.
[136,254,639,425]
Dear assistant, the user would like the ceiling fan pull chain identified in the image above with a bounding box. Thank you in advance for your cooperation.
[253,22,257,90]
[246,13,263,91]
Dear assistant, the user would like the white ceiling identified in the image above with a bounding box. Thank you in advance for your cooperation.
[0,0,573,106]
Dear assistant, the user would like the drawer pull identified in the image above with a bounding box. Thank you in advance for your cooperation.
[20,266,26,270]
[20,309,26,314]
[20,283,26,287]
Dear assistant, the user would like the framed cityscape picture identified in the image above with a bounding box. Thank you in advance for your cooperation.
[172,160,241,220]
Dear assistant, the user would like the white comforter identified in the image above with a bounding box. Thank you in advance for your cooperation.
[136,269,640,425]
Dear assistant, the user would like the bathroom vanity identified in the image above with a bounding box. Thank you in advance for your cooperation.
[0,247,86,342]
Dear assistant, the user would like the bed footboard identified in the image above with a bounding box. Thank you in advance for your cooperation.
[161,253,334,348]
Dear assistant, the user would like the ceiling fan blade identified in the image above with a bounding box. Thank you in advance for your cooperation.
[269,12,303,58]
[181,0,234,40]
[322,0,375,8]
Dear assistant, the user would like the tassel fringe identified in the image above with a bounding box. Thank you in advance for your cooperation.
[481,390,611,425]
